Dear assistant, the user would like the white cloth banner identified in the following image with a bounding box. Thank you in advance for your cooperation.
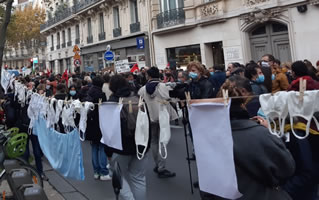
[188,102,242,199]
[99,103,123,151]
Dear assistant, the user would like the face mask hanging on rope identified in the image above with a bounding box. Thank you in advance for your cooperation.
[159,103,171,159]
[135,97,149,160]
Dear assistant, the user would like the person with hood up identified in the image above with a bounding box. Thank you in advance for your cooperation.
[138,67,178,178]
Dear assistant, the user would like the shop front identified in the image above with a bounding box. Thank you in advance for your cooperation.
[80,33,150,72]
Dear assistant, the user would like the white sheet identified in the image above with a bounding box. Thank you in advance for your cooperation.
[188,102,242,199]
[99,103,123,151]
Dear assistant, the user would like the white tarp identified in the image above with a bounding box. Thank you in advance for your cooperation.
[188,102,242,199]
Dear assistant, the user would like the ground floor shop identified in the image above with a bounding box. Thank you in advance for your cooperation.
[80,33,150,73]
[153,5,319,69]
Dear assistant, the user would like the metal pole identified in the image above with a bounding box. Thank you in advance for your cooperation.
[181,105,194,194]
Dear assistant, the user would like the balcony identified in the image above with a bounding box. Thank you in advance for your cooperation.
[130,22,140,33]
[74,0,102,13]
[62,43,66,48]
[87,35,93,44]
[156,8,185,29]
[40,7,75,31]
[75,38,80,44]
[98,32,105,41]
[56,44,60,49]
[67,41,72,46]
[51,47,54,51]
[113,27,122,38]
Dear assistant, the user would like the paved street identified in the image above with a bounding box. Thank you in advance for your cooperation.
[45,124,201,200]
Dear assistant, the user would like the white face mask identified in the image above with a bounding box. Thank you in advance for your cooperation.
[287,90,319,139]
[159,104,171,159]
[135,102,149,160]
[259,91,289,137]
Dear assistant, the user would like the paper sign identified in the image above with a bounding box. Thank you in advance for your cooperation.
[115,60,130,73]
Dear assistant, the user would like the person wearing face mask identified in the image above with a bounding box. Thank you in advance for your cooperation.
[260,54,274,92]
[188,62,214,99]
[45,80,53,97]
[125,72,140,95]
[244,62,268,95]
[271,59,289,93]
[163,68,175,83]
[288,61,319,91]
[68,85,79,99]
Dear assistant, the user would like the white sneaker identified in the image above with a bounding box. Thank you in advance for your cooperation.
[94,173,100,180]
[100,174,112,181]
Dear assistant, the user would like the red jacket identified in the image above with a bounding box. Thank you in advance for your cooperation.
[288,76,319,91]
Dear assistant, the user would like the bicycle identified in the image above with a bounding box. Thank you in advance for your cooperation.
[0,126,43,199]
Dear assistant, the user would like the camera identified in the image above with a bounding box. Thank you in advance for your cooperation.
[169,82,189,100]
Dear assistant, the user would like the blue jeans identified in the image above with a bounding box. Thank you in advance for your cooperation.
[91,142,109,176]
[23,134,43,174]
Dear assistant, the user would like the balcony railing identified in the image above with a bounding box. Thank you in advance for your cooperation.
[156,8,185,29]
[67,41,72,46]
[51,47,54,51]
[74,0,102,13]
[113,27,122,38]
[87,35,93,44]
[62,43,66,48]
[40,0,102,31]
[75,38,80,44]
[130,22,140,33]
[99,32,105,41]
[56,44,60,49]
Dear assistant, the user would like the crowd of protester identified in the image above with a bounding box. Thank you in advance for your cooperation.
[1,54,319,200]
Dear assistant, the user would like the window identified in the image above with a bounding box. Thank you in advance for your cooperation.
[160,0,184,12]
[99,13,104,33]
[167,44,201,68]
[51,35,54,47]
[87,18,92,36]
[113,7,120,28]
[67,28,71,42]
[62,30,66,44]
[130,0,138,23]
[75,24,80,39]
[57,32,60,45]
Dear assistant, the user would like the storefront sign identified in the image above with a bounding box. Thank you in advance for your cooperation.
[136,37,145,49]
[104,51,114,61]
[115,60,130,73]
[224,47,242,61]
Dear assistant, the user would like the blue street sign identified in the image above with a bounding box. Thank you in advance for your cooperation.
[136,37,144,49]
[104,51,114,61]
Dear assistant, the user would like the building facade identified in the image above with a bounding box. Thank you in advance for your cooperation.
[41,0,151,74]
[150,0,319,69]
[2,0,46,70]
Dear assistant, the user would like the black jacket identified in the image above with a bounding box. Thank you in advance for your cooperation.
[201,107,295,200]
[208,71,226,97]
[189,77,214,99]
[104,86,150,156]
[84,85,106,142]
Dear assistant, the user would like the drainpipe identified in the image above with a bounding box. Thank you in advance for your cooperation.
[147,0,156,67]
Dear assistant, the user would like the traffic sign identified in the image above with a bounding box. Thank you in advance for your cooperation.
[104,51,114,61]
[74,59,81,67]
[73,52,81,60]
[136,37,145,49]
[73,45,80,53]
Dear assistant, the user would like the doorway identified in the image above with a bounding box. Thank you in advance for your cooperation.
[249,22,292,63]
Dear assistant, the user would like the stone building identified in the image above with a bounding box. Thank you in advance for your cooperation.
[150,0,319,69]
[41,0,151,73]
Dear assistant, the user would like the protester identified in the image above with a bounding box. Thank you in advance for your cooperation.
[199,79,295,200]
[138,67,178,178]
[260,54,274,92]
[47,75,57,95]
[208,65,226,97]
[102,73,112,100]
[187,62,214,99]
[226,62,240,77]
[84,76,111,181]
[288,61,319,91]
[68,85,79,99]
[105,75,148,200]
[244,62,268,95]
[271,59,289,93]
